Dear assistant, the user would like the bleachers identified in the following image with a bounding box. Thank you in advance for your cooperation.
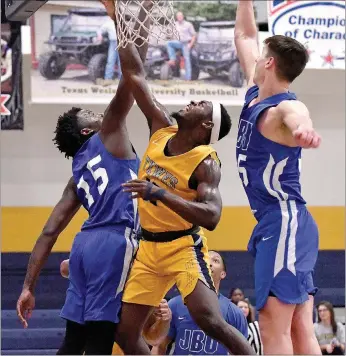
[217,250,345,307]
[2,253,70,310]
[1,309,63,355]
[2,253,68,355]
[1,250,344,354]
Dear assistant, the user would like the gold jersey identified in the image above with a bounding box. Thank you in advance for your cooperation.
[138,125,219,232]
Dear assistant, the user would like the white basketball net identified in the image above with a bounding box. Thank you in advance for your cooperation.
[114,0,179,48]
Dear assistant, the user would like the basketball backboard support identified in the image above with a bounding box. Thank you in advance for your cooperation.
[5,0,48,22]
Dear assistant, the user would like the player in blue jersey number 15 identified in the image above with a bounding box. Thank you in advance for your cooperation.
[15,5,162,355]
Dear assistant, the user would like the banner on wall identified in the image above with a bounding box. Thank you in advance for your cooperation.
[268,0,345,70]
[1,23,24,130]
[29,1,259,104]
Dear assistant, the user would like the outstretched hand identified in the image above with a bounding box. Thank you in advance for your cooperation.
[292,125,321,149]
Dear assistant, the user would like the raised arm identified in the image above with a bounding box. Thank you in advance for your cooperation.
[16,177,81,328]
[235,0,260,86]
[100,0,155,157]
[278,100,321,149]
[117,3,174,137]
[122,157,222,231]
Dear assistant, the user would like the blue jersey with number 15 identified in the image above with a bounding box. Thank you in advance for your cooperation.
[72,133,140,231]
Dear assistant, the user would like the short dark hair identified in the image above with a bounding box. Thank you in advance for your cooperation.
[53,107,91,159]
[264,35,309,82]
[218,104,232,141]
[210,250,227,274]
[228,287,244,299]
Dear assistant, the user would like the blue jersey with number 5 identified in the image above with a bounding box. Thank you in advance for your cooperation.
[236,86,306,221]
[72,133,140,231]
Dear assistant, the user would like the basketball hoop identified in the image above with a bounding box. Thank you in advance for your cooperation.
[114,0,179,48]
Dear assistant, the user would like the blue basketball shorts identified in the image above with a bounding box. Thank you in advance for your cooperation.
[60,226,138,324]
[248,201,319,310]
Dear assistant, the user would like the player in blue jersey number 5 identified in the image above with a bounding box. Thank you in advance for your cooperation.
[234,1,321,355]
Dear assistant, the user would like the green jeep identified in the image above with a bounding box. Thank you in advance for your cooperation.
[38,7,113,83]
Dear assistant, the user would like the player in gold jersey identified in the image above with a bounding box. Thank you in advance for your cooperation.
[102,1,254,355]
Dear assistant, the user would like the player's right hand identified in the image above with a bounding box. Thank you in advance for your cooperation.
[17,289,35,328]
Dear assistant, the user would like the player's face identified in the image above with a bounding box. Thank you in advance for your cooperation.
[76,109,103,133]
[180,100,213,122]
[209,251,226,283]
[253,45,273,85]
[237,300,250,317]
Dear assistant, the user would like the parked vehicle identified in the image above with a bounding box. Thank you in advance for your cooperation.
[196,21,244,87]
[38,8,120,83]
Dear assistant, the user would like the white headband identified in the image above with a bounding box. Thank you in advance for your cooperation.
[210,102,222,144]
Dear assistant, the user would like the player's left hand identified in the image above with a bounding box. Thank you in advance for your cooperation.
[122,179,166,201]
[292,125,321,149]
[153,299,172,321]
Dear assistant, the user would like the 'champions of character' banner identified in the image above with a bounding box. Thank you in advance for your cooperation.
[268,0,345,69]
[29,0,260,104]
[1,23,24,130]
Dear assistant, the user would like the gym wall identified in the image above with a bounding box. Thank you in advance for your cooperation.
[1,54,344,253]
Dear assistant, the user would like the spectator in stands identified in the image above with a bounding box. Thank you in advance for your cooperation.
[166,11,196,81]
[98,16,121,85]
[314,301,345,355]
[229,288,245,304]
[238,299,263,355]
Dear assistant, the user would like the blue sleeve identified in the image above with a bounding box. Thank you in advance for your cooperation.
[167,298,177,340]
[226,303,248,339]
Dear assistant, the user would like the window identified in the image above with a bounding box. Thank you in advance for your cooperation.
[50,14,68,35]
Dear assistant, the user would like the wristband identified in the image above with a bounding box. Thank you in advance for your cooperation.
[143,182,166,201]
